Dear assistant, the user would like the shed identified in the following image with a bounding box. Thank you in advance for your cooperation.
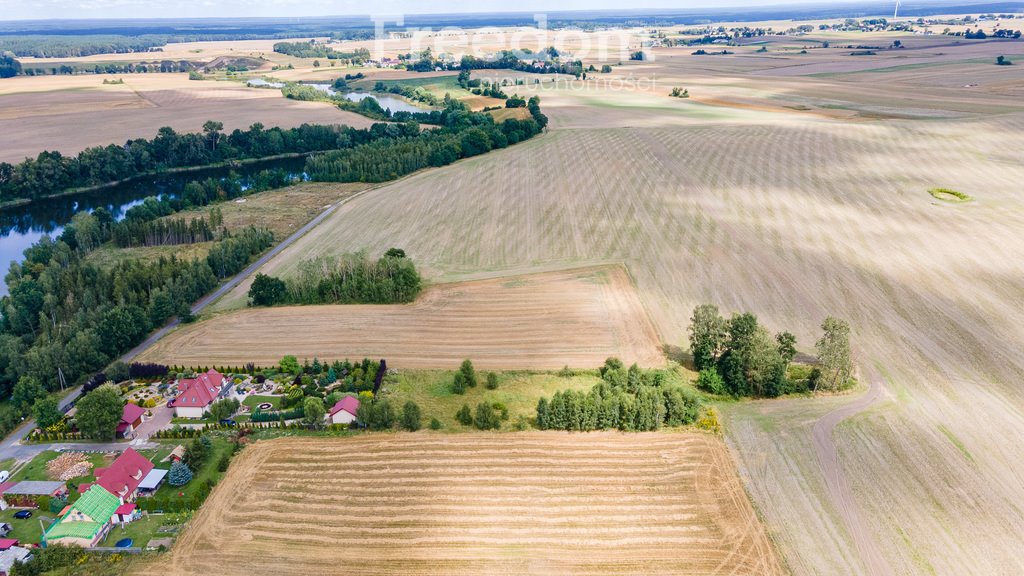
[117,403,147,438]
[113,502,137,524]
[137,468,168,496]
[1,481,68,508]
[0,546,31,576]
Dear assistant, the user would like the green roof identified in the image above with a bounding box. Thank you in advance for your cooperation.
[44,485,119,542]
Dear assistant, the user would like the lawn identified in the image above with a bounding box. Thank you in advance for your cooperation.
[384,369,606,429]
[10,450,115,486]
[241,395,282,410]
[0,507,55,545]
[151,437,233,506]
[99,511,190,548]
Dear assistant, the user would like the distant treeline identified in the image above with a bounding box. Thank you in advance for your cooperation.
[249,249,421,307]
[272,41,370,61]
[19,59,196,76]
[0,34,168,58]
[306,96,547,182]
[0,122,379,205]
[403,49,587,77]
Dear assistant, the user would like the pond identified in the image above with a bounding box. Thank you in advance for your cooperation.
[0,155,308,296]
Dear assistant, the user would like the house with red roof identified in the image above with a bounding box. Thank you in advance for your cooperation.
[117,403,147,439]
[172,369,226,418]
[328,396,360,425]
[94,448,154,504]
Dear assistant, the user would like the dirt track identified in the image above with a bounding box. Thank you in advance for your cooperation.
[135,433,782,576]
[138,266,665,369]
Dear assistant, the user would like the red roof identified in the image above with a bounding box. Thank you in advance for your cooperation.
[77,483,93,494]
[329,396,360,418]
[174,370,225,408]
[122,403,146,425]
[0,481,15,495]
[0,538,18,550]
[95,448,154,500]
[114,503,136,516]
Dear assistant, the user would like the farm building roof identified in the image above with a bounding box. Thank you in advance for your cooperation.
[122,403,146,424]
[0,546,31,574]
[174,369,225,408]
[95,448,154,500]
[3,481,66,495]
[138,468,168,490]
[329,396,360,418]
[44,485,119,542]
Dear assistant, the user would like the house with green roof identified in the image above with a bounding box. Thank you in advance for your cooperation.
[43,485,120,548]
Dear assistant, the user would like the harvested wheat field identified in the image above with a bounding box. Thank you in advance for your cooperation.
[0,74,376,163]
[139,266,663,369]
[136,433,781,576]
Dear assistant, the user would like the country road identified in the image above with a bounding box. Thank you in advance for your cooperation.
[811,373,891,576]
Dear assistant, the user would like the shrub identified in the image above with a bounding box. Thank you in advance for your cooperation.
[485,372,498,390]
[455,404,473,426]
[695,407,722,434]
[451,372,467,394]
[695,368,726,395]
[402,401,422,431]
[474,403,501,430]
[429,417,442,430]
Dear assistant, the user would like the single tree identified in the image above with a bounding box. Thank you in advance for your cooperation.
[302,396,326,427]
[429,417,442,430]
[12,376,45,413]
[451,371,467,394]
[485,372,499,390]
[32,396,62,429]
[202,120,223,151]
[459,359,478,388]
[776,331,798,365]
[455,404,473,426]
[474,402,501,430]
[167,461,193,486]
[402,401,422,431]
[249,274,287,307]
[689,305,727,370]
[816,317,853,391]
[75,384,123,440]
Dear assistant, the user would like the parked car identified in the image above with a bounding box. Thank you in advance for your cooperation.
[0,470,9,483]
[219,419,237,426]
[13,510,32,520]
[0,522,12,536]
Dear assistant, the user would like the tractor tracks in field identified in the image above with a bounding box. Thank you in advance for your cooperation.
[811,374,892,576]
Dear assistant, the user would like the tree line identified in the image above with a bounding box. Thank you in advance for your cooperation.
[0,121,375,205]
[536,358,702,431]
[688,304,853,397]
[305,96,547,183]
[272,41,370,62]
[249,248,421,306]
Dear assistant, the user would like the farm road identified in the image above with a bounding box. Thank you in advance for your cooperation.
[811,374,892,576]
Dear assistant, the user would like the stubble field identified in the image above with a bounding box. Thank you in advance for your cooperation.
[168,31,1024,575]
[135,433,782,576]
[139,266,664,369]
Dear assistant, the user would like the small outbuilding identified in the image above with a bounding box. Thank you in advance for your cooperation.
[112,502,138,524]
[137,468,168,496]
[0,481,68,508]
[328,396,360,425]
[0,545,31,576]
[117,403,147,439]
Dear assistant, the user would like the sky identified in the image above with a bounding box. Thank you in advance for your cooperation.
[0,0,871,21]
